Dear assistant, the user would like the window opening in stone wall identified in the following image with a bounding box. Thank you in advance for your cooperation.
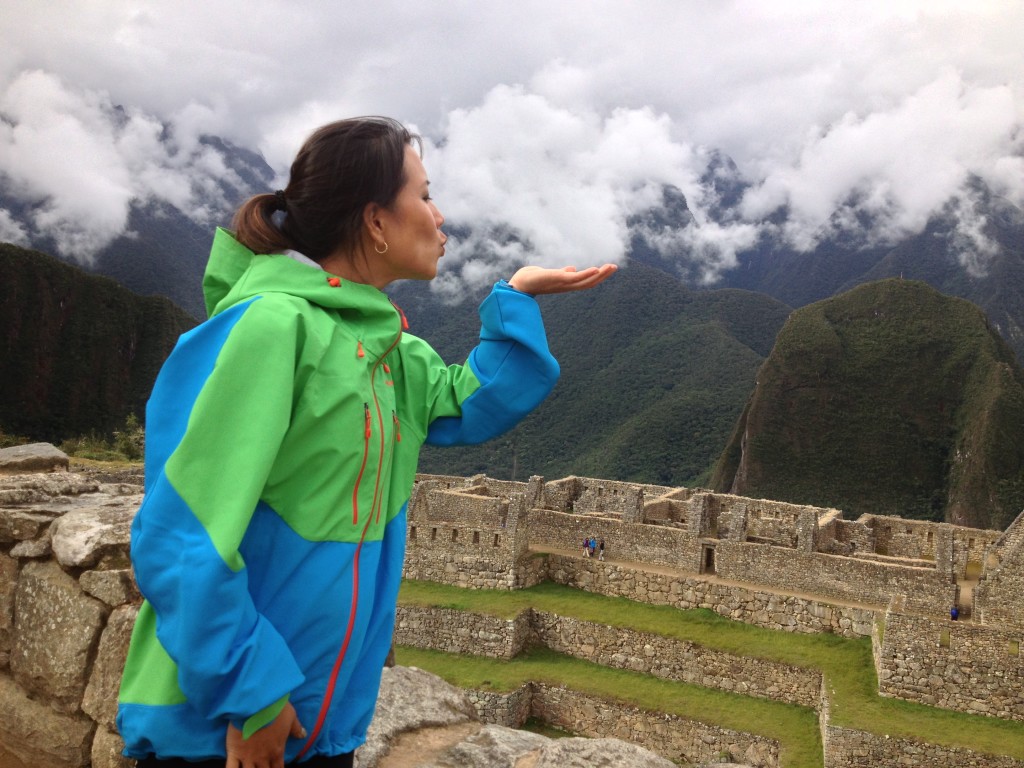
[451,529,458,542]
[1010,641,1020,657]
[939,629,950,648]
[968,538,975,549]
[927,531,933,544]
[410,526,417,540]
[473,531,480,544]
[431,527,437,541]
[493,534,500,547]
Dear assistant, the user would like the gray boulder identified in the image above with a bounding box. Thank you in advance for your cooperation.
[0,443,69,474]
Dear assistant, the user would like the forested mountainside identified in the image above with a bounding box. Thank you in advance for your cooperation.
[392,262,793,486]
[710,278,1024,530]
[0,243,197,442]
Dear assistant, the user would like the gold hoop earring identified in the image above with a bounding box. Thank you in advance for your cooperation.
[374,241,389,255]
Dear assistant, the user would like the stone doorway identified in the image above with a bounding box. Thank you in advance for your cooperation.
[702,545,716,575]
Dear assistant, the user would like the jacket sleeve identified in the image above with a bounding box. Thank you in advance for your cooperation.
[130,297,305,734]
[416,280,559,446]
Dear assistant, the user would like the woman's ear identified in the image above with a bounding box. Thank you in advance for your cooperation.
[362,202,385,244]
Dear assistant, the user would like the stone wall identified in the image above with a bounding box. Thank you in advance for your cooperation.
[530,610,821,708]
[404,485,535,590]
[470,683,781,768]
[866,514,1000,565]
[878,607,1024,721]
[545,554,877,638]
[716,540,956,617]
[0,470,141,768]
[973,510,1024,630]
[529,509,704,570]
[821,723,1024,767]
[395,606,822,709]
[394,605,532,659]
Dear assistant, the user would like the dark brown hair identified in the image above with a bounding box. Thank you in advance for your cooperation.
[232,117,420,262]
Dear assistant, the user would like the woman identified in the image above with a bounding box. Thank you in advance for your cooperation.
[116,116,615,768]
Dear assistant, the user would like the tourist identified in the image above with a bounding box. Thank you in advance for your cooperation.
[599,537,605,561]
[116,116,616,768]
[588,536,597,558]
[583,537,591,557]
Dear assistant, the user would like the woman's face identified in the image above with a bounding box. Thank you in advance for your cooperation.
[374,145,446,285]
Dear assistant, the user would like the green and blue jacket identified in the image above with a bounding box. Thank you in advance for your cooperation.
[117,228,558,761]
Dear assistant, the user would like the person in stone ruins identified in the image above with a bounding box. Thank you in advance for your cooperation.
[599,537,605,560]
[116,116,616,768]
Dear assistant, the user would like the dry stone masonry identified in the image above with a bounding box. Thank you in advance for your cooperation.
[3,446,1024,767]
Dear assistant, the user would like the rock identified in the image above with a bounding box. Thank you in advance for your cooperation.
[0,552,16,665]
[359,666,477,767]
[51,504,136,569]
[83,604,138,728]
[359,666,678,768]
[11,560,108,713]
[90,727,134,768]
[0,671,94,768]
[80,568,141,607]
[0,443,69,475]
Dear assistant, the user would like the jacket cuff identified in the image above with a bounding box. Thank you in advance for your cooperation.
[238,694,290,740]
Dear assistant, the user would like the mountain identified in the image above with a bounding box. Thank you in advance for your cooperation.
[0,243,198,442]
[714,180,1024,361]
[709,278,1024,530]
[391,262,792,486]
[0,135,274,320]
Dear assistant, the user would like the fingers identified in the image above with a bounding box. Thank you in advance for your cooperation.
[508,263,617,294]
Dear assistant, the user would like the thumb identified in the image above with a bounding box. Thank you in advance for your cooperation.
[288,707,307,739]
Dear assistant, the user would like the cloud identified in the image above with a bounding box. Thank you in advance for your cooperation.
[740,68,1022,253]
[0,1,1021,280]
[427,85,732,289]
[0,70,251,260]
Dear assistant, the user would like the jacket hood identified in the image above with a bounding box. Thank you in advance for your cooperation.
[203,228,400,328]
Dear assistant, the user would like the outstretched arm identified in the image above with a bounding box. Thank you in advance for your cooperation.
[508,264,617,295]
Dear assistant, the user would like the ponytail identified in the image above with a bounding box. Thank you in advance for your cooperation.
[232,192,293,255]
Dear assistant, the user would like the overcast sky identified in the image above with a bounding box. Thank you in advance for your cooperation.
[1,1,1021,288]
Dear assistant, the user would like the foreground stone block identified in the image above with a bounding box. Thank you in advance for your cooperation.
[0,443,69,475]
[0,671,93,768]
[0,552,16,667]
[83,604,138,729]
[90,727,134,768]
[12,560,107,712]
[51,504,136,569]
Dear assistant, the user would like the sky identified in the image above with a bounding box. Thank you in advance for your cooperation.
[1,1,1022,290]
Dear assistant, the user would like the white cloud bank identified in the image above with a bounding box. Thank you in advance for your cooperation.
[0,1,1021,281]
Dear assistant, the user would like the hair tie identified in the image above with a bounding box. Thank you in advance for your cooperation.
[273,189,288,212]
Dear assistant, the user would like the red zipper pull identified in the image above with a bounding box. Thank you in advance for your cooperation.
[391,299,410,330]
[357,340,365,359]
[392,411,402,442]
[364,403,372,438]
[383,363,391,374]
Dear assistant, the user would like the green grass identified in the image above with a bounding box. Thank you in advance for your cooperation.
[397,644,821,768]
[397,579,1024,764]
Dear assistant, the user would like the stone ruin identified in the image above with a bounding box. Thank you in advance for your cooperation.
[3,441,1024,767]
[406,472,1024,722]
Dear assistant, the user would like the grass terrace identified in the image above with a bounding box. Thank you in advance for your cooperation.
[396,579,1024,767]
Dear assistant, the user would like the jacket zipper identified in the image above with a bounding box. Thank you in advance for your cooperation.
[295,302,405,759]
